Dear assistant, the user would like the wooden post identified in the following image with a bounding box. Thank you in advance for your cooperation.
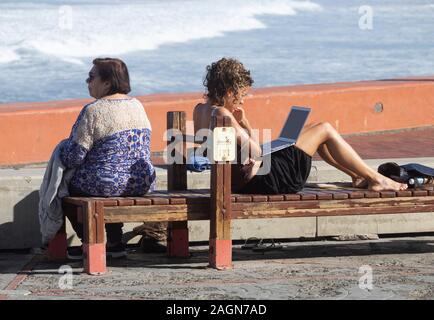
[83,201,106,275]
[209,115,232,269]
[166,111,189,257]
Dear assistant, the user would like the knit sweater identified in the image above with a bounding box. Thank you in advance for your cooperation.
[60,98,156,197]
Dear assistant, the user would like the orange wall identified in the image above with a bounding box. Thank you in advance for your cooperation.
[1,77,434,166]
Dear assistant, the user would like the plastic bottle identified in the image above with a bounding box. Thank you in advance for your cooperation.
[407,177,427,187]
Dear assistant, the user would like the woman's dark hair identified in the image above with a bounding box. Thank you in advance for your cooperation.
[93,57,131,95]
[203,57,253,106]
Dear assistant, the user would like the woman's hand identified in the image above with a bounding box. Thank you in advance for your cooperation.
[232,107,246,124]
[241,158,256,180]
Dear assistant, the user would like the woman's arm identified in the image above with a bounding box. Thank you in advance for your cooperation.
[212,107,262,160]
[60,105,95,168]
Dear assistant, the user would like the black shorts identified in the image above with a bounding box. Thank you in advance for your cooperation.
[238,146,312,194]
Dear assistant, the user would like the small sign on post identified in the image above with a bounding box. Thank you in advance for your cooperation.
[213,127,236,162]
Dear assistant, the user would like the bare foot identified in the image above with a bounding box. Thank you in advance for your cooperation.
[368,176,408,191]
[352,176,368,189]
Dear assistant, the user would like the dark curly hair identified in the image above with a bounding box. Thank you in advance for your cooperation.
[203,58,253,106]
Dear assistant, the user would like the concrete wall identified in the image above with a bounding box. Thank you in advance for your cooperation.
[1,77,434,166]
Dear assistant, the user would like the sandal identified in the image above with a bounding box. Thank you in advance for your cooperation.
[241,237,263,250]
[251,239,283,252]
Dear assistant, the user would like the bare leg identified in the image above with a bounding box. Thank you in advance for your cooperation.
[317,144,368,188]
[295,122,407,191]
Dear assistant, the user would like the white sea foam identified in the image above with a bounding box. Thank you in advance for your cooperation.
[0,0,321,62]
[0,47,20,63]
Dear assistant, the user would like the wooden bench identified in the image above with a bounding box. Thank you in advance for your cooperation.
[47,111,434,275]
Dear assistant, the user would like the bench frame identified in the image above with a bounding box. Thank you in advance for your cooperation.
[47,111,434,275]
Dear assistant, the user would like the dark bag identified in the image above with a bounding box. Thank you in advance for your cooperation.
[378,162,434,188]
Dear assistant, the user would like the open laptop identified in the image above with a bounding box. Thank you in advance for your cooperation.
[261,106,311,156]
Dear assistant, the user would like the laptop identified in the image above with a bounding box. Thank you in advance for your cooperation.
[261,106,311,156]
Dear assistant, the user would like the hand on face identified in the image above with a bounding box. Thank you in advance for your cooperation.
[232,106,245,124]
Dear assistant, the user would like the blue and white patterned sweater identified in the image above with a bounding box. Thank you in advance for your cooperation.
[60,98,156,197]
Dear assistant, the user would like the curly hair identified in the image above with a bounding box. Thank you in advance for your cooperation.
[203,58,254,106]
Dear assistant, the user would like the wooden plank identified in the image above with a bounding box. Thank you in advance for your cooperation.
[302,188,333,200]
[95,201,105,243]
[151,198,170,205]
[412,190,428,197]
[209,115,232,269]
[346,190,365,199]
[397,190,413,197]
[133,198,152,205]
[232,204,434,219]
[298,191,317,200]
[117,198,134,206]
[252,195,268,202]
[235,195,252,202]
[284,194,301,201]
[314,188,352,200]
[363,191,380,198]
[268,195,284,202]
[380,191,397,198]
[232,200,321,211]
[167,111,187,190]
[86,197,118,207]
[83,201,96,244]
[232,196,434,212]
[106,212,188,223]
[170,198,187,205]
[62,197,88,206]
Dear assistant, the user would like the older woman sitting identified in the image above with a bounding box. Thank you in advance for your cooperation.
[60,58,156,259]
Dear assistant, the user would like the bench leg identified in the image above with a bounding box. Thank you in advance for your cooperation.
[83,201,106,275]
[47,222,67,260]
[167,221,189,258]
[209,239,232,270]
[209,157,232,270]
[83,243,106,275]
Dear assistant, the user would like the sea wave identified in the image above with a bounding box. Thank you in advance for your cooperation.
[0,0,321,63]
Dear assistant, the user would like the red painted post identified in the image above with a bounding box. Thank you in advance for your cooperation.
[166,111,189,258]
[209,115,232,269]
[83,201,106,275]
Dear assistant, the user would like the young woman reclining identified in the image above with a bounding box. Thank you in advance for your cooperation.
[193,57,407,194]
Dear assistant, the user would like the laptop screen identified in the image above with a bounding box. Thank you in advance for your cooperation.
[279,106,311,141]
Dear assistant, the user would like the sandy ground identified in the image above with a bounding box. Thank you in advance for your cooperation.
[2,235,434,300]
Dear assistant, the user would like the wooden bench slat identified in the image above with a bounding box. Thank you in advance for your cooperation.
[170,198,187,205]
[252,195,268,202]
[302,188,333,200]
[132,198,152,205]
[345,190,365,199]
[412,190,428,197]
[380,191,397,198]
[363,191,380,198]
[298,192,317,200]
[268,195,284,202]
[284,194,301,201]
[234,195,252,202]
[151,198,170,205]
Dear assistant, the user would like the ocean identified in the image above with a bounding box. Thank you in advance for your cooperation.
[0,0,434,103]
